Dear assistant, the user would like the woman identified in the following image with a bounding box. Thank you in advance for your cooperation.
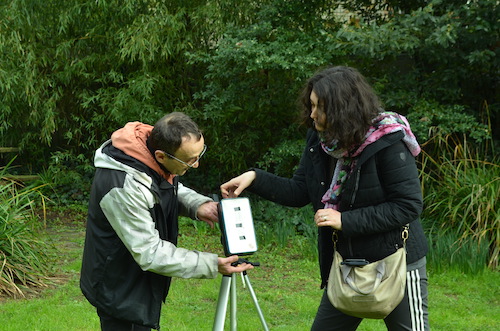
[220,66,429,330]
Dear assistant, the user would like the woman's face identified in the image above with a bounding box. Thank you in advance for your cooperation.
[310,90,327,131]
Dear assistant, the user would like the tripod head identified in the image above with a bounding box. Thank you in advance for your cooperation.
[231,258,260,267]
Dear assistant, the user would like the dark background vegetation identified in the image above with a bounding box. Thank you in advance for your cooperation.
[0,0,498,296]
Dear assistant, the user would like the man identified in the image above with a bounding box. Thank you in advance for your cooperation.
[80,112,252,330]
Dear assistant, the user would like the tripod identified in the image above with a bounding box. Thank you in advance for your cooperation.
[212,259,269,331]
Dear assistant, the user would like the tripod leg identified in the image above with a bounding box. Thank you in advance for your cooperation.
[213,275,232,331]
[230,273,237,331]
[243,273,269,331]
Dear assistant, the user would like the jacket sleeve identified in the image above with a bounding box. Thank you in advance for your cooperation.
[177,182,213,219]
[99,174,218,279]
[341,141,423,237]
[250,168,310,207]
[247,131,315,207]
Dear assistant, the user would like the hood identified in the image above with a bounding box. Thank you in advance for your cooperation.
[110,122,175,183]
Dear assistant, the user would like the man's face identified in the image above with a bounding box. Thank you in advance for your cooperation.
[156,135,206,176]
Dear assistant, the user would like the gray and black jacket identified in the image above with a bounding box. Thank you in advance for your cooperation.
[80,140,218,329]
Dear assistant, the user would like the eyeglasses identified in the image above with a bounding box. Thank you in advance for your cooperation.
[163,144,207,168]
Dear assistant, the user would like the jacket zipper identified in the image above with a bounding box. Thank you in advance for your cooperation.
[347,168,361,256]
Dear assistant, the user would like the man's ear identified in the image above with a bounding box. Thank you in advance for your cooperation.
[154,150,166,163]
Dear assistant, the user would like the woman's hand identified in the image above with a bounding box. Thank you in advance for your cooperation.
[220,171,256,198]
[315,208,342,230]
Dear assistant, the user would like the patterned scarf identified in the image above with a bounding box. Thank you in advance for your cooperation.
[320,112,421,210]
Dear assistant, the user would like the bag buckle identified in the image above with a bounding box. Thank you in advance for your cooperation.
[402,225,409,243]
[332,230,339,249]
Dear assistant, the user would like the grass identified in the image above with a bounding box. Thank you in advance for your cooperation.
[0,211,499,330]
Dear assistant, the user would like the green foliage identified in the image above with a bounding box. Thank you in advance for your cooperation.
[333,0,498,132]
[188,0,498,179]
[406,100,490,143]
[0,0,224,169]
[1,0,497,185]
[0,165,52,298]
[337,0,429,23]
[41,151,95,204]
[257,138,305,177]
[188,0,339,177]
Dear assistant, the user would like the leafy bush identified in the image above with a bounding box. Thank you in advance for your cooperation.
[406,100,490,143]
[333,0,498,139]
[188,1,338,177]
[1,0,497,185]
[374,1,495,102]
[41,151,95,205]
[256,138,305,177]
[0,166,52,298]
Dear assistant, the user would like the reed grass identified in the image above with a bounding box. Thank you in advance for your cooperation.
[419,133,499,271]
[0,163,52,298]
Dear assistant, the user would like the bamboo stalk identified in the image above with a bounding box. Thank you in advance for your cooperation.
[0,147,20,153]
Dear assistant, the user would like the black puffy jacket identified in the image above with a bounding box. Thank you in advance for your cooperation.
[249,129,428,287]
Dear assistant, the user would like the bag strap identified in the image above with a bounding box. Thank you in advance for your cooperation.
[341,262,385,295]
[332,224,410,251]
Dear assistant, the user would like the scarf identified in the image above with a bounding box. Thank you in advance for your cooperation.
[320,112,421,210]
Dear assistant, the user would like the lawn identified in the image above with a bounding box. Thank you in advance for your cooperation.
[0,211,498,330]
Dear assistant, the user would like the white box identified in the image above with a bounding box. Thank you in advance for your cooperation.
[219,197,258,256]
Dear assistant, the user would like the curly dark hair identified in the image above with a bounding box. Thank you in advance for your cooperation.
[299,66,381,150]
[147,112,202,154]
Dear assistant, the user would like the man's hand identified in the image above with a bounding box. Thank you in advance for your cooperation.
[220,171,256,199]
[196,201,218,228]
[217,255,254,275]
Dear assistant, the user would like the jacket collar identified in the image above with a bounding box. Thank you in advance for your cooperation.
[355,131,405,167]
